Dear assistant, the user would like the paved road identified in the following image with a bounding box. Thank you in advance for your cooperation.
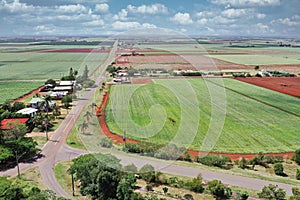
[0,40,298,198]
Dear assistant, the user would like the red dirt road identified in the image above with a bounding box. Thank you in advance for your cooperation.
[236,77,300,98]
[96,91,138,144]
[97,87,295,161]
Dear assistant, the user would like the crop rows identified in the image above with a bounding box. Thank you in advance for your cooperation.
[105,78,300,153]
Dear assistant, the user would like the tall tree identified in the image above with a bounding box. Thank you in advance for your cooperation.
[116,173,136,200]
[61,95,72,109]
[78,121,88,134]
[68,154,123,200]
[52,105,61,119]
[4,121,28,140]
[83,65,89,81]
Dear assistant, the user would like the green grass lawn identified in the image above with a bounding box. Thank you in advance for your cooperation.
[105,78,300,153]
[0,81,43,103]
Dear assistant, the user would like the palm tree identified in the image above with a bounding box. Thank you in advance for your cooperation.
[42,95,52,116]
[89,103,96,115]
[84,111,93,123]
[78,121,88,134]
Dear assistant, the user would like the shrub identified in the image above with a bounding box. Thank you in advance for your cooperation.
[194,155,231,168]
[290,187,300,200]
[162,187,168,195]
[154,144,185,160]
[293,149,300,165]
[206,180,232,199]
[183,194,194,200]
[296,169,300,180]
[235,191,249,200]
[258,184,286,200]
[274,163,284,176]
[185,176,204,193]
[238,157,248,169]
[167,176,184,188]
[146,184,153,192]
[123,164,138,173]
[249,152,269,168]
[99,138,112,148]
[183,152,192,162]
[139,164,156,183]
[123,143,142,153]
[154,171,167,184]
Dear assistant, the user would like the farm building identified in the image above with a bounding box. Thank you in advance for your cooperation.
[28,97,45,109]
[47,91,68,99]
[52,86,73,93]
[0,118,29,130]
[52,80,75,94]
[58,81,76,86]
[16,108,38,118]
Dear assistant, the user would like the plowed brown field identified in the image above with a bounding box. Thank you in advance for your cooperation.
[236,77,300,98]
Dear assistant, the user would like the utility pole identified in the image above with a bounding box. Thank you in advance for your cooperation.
[15,151,20,178]
[44,118,48,141]
[71,173,75,196]
[123,129,126,144]
[15,151,26,179]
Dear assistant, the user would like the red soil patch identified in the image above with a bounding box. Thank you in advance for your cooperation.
[43,48,109,53]
[236,77,300,98]
[96,90,138,144]
[131,78,153,84]
[10,85,44,104]
[96,86,295,161]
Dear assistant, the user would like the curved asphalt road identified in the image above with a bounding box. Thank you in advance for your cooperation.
[0,40,297,199]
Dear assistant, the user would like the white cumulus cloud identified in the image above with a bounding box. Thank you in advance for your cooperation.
[112,21,156,30]
[271,15,300,26]
[211,0,281,7]
[127,3,168,14]
[113,9,128,21]
[221,8,249,18]
[171,12,193,25]
[94,3,109,13]
[55,4,88,13]
[0,0,35,13]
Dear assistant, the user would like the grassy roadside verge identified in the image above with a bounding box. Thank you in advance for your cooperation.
[54,161,89,200]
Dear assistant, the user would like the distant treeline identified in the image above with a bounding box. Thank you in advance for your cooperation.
[226,43,300,48]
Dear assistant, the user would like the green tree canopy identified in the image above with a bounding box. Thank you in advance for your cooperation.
[68,154,123,200]
[258,184,286,200]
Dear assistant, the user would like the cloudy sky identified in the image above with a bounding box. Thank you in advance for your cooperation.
[0,0,299,37]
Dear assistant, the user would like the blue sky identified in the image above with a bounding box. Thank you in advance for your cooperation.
[0,0,299,37]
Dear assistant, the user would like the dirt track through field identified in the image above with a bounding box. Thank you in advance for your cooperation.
[96,85,295,161]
